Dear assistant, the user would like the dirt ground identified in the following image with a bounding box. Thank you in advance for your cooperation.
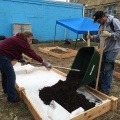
[0,41,120,120]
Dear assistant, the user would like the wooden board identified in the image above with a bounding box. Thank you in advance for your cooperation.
[12,54,33,66]
[16,86,118,120]
[113,71,120,79]
[70,101,111,120]
[22,53,33,62]
[15,68,118,120]
[16,85,43,120]
[115,60,120,64]
[38,46,77,59]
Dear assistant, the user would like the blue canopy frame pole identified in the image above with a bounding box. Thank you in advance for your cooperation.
[74,34,79,49]
[53,23,57,45]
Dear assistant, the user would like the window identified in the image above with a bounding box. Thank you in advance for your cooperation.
[73,0,79,3]
[85,9,95,18]
[104,4,117,16]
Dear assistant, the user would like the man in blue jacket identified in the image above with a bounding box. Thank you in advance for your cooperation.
[88,11,120,94]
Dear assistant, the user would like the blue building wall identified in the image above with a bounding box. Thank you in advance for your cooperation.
[0,0,83,41]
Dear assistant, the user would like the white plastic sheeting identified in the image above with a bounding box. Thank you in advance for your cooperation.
[14,63,108,120]
[14,63,85,120]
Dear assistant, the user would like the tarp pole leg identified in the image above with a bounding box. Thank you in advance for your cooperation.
[74,34,78,49]
[54,24,57,45]
[87,31,90,46]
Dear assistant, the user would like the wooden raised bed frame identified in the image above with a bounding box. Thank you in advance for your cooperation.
[38,46,77,59]
[15,67,118,120]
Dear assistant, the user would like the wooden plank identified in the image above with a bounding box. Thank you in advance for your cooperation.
[115,60,120,64]
[16,84,43,120]
[21,91,43,120]
[22,53,33,62]
[113,71,120,79]
[38,48,49,54]
[57,46,67,51]
[48,51,61,58]
[86,86,108,100]
[38,47,77,58]
[109,96,118,111]
[86,86,118,111]
[69,101,111,120]
[12,54,33,66]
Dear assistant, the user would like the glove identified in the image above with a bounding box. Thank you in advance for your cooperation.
[42,61,52,68]
[102,31,112,37]
[87,34,93,40]
[18,57,27,64]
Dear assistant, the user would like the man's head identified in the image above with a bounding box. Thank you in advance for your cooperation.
[93,11,107,24]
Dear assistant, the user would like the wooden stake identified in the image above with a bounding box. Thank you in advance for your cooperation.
[95,26,106,90]
[87,30,90,46]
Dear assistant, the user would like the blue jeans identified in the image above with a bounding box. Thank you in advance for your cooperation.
[0,55,16,100]
[99,51,118,92]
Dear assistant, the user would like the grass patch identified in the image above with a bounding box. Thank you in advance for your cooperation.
[20,104,28,112]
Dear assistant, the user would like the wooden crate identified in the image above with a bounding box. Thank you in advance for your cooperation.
[16,68,118,120]
[38,46,77,59]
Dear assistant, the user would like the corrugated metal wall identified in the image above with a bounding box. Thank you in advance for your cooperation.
[0,0,83,41]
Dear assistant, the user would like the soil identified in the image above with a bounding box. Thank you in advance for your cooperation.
[0,41,120,120]
[50,48,67,54]
[39,71,95,112]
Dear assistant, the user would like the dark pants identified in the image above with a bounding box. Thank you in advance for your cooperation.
[0,55,16,100]
[99,51,118,92]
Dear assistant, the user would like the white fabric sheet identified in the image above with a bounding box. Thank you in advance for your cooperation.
[14,63,108,120]
[14,63,84,120]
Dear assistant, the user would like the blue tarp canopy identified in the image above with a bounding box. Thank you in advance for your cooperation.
[54,17,99,49]
[56,17,99,34]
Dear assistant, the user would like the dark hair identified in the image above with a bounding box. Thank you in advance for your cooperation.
[93,11,105,22]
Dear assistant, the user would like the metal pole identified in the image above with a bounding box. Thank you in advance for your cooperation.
[74,34,79,49]
[54,23,57,45]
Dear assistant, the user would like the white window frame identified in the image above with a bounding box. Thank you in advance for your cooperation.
[86,9,95,18]
[104,4,117,16]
